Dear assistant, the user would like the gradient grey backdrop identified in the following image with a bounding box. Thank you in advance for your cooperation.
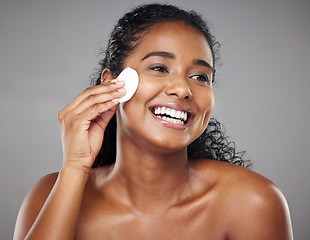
[1,0,309,239]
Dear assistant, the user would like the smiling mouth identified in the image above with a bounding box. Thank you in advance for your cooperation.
[149,106,192,125]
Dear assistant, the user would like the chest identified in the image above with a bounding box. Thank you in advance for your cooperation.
[74,202,228,240]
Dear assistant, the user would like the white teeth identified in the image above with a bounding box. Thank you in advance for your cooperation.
[158,115,184,125]
[166,108,170,116]
[153,107,188,122]
[161,107,166,115]
[170,109,176,118]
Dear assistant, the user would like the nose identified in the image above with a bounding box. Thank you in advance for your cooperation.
[164,75,193,100]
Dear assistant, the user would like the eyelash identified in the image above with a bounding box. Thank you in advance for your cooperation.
[190,74,210,83]
[149,65,210,83]
[150,65,168,73]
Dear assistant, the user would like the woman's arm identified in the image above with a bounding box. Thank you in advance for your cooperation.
[13,76,125,240]
[13,168,88,240]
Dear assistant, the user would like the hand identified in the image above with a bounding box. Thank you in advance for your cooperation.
[57,79,126,172]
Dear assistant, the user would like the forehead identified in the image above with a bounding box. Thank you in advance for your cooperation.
[127,21,213,65]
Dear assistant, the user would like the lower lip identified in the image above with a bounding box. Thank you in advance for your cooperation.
[150,111,192,130]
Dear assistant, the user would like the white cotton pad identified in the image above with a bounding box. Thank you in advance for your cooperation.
[117,67,139,103]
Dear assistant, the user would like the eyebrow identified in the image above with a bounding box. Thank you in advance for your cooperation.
[141,51,214,72]
[141,51,175,61]
[193,59,214,72]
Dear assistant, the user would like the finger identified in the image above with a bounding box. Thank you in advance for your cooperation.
[90,104,118,133]
[60,80,123,118]
[70,87,125,117]
[95,104,118,127]
[74,99,120,131]
[58,80,124,122]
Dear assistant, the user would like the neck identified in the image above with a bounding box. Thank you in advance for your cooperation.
[109,136,192,213]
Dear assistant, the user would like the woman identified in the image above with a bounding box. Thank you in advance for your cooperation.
[14,4,293,239]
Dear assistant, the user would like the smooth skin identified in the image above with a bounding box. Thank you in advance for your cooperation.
[14,21,293,240]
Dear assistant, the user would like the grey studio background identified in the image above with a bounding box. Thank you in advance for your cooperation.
[1,0,309,239]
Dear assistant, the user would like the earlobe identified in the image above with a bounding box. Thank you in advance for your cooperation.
[101,68,114,84]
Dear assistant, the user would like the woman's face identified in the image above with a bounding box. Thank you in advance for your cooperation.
[117,21,214,153]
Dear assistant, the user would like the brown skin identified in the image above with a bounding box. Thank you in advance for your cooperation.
[13,22,293,240]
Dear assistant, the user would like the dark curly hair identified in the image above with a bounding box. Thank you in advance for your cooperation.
[90,3,251,168]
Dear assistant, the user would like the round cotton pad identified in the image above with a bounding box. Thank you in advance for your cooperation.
[117,67,139,103]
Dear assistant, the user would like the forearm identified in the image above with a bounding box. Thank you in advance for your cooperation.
[15,80,123,240]
[24,165,89,240]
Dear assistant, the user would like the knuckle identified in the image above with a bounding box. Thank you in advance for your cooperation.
[90,104,99,114]
[86,94,95,101]
[98,101,113,111]
[58,108,69,124]
[58,110,64,122]
[102,82,116,92]
[83,86,93,95]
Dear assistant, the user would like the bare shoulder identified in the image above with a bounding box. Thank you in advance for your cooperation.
[192,159,270,189]
[14,172,59,239]
[193,159,281,196]
[22,172,59,206]
[192,159,294,239]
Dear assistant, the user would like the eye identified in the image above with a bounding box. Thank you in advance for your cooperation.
[191,74,210,83]
[150,65,168,73]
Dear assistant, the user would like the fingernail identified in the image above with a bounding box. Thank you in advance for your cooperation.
[117,88,126,93]
[111,79,124,85]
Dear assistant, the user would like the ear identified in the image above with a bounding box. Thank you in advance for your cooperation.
[101,68,114,84]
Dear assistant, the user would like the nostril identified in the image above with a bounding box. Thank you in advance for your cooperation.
[167,93,192,100]
[164,79,193,100]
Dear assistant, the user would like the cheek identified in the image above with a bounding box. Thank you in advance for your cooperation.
[196,85,214,106]
[197,88,214,123]
[208,90,215,110]
[131,74,163,103]
[117,78,158,125]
